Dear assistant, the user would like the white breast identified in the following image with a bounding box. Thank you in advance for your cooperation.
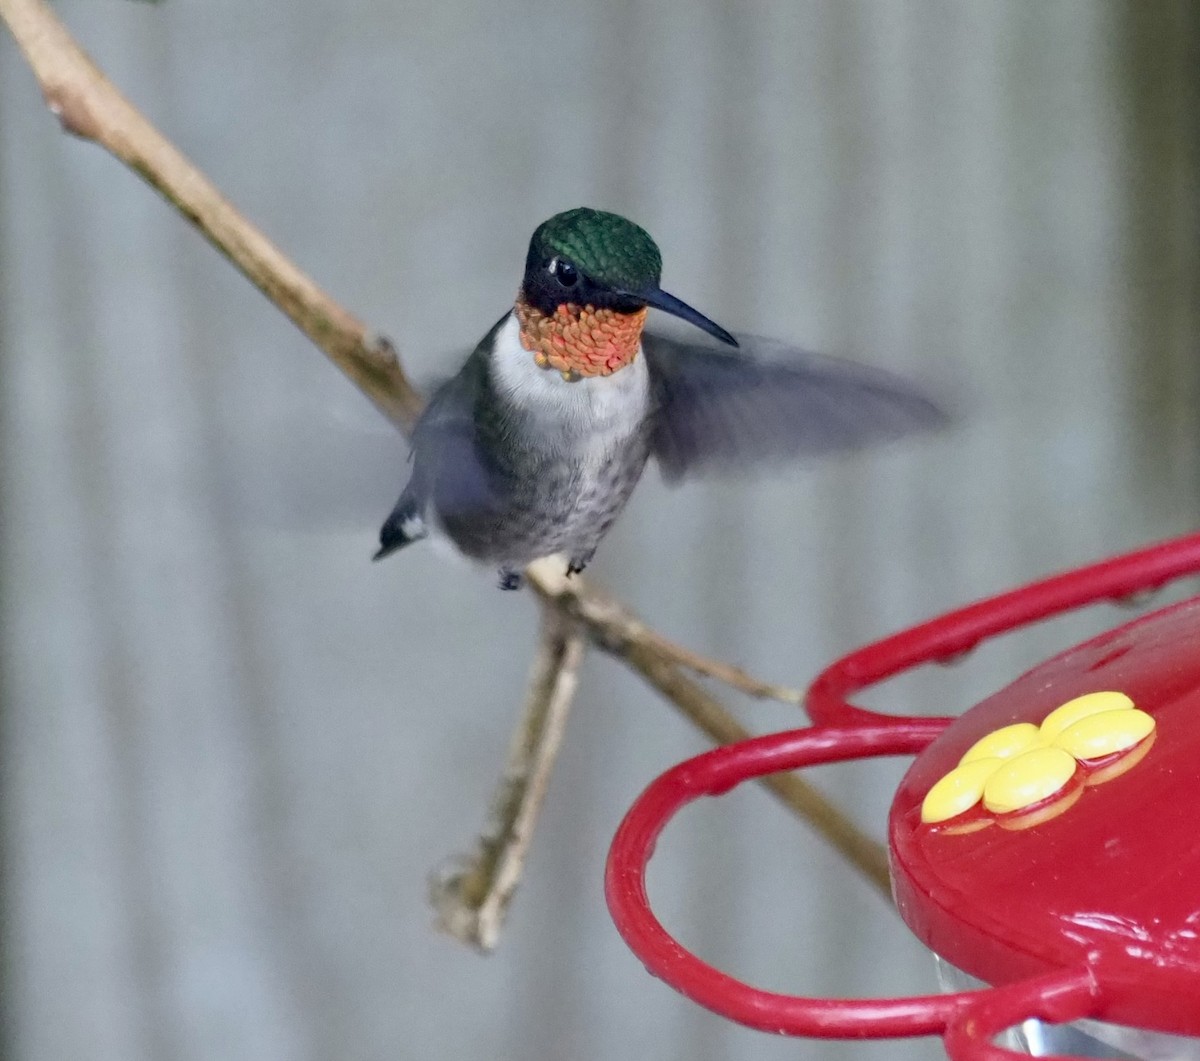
[488,312,650,461]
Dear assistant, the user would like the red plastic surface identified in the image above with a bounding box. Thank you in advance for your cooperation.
[605,529,1200,1057]
[893,596,1200,1035]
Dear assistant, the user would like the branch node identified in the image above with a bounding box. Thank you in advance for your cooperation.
[365,332,401,366]
[43,82,98,139]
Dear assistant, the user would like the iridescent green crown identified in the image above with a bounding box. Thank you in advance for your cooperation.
[530,208,662,291]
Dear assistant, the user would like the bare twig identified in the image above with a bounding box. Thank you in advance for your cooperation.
[527,564,804,704]
[528,564,890,896]
[0,0,422,432]
[637,632,804,704]
[431,606,586,950]
[620,644,891,895]
[0,0,893,945]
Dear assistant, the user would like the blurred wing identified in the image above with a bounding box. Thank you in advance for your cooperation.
[224,404,404,532]
[643,331,951,483]
[404,349,498,520]
[224,333,501,535]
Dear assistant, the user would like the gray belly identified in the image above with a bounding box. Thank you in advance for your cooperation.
[440,430,652,566]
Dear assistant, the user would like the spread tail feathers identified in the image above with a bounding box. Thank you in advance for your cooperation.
[374,503,428,561]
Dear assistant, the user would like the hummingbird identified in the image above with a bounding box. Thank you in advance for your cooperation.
[376,207,946,590]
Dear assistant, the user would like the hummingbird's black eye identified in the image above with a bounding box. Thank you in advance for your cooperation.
[549,257,579,289]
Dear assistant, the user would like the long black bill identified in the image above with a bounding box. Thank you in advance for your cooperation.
[625,285,739,347]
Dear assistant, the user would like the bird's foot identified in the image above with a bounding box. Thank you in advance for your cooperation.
[498,567,524,591]
[565,553,592,578]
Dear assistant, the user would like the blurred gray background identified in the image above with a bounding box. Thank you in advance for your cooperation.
[1,1,1197,1059]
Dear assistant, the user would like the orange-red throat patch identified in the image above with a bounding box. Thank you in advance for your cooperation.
[515,296,646,379]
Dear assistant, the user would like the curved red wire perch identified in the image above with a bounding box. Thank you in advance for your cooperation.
[807,530,1200,728]
[605,529,1200,1057]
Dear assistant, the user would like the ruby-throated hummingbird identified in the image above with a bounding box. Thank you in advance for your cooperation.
[376,207,946,590]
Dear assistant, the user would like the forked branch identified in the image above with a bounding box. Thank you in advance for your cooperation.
[0,0,893,950]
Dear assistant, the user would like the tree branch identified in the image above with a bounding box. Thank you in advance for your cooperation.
[528,564,890,895]
[527,564,804,704]
[0,0,893,940]
[0,0,422,432]
[619,646,890,894]
[430,605,586,951]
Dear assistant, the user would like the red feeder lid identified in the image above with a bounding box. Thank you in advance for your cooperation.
[606,531,1200,1058]
[892,595,1200,1038]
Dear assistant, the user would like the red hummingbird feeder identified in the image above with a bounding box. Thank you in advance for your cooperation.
[606,531,1200,1059]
